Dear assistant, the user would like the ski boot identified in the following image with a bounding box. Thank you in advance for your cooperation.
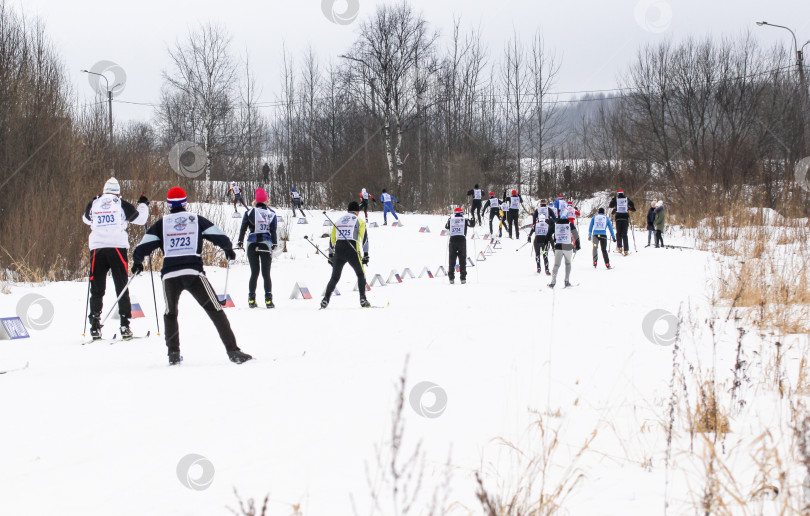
[168,352,182,366]
[548,282,556,288]
[623,250,629,256]
[89,312,102,340]
[228,349,253,364]
[265,294,275,309]
[383,221,388,226]
[449,278,455,284]
[360,297,371,308]
[320,297,330,309]
[248,293,257,309]
[545,270,551,276]
[537,267,542,273]
[606,264,613,269]
[119,316,133,341]
[461,279,467,284]
[593,261,598,268]
[564,281,572,288]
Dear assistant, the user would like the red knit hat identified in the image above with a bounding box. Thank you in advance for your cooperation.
[167,187,187,208]
[254,188,268,204]
[511,189,517,195]
[454,207,463,214]
[489,192,495,196]
[618,189,624,194]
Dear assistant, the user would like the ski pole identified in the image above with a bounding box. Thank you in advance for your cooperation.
[82,263,91,336]
[303,236,332,261]
[516,240,532,252]
[100,273,140,326]
[219,261,230,306]
[148,255,161,336]
[631,220,638,252]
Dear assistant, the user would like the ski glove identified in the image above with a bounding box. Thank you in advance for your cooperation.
[236,242,244,250]
[527,236,531,242]
[225,249,237,261]
[362,254,369,265]
[131,263,144,275]
[137,194,149,205]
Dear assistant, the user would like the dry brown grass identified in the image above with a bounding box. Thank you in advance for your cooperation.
[694,381,731,435]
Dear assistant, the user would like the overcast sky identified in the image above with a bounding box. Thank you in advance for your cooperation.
[14,0,810,124]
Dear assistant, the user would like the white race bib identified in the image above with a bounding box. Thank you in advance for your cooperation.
[449,216,466,236]
[490,198,499,209]
[510,196,520,209]
[91,195,123,231]
[335,214,358,241]
[555,223,572,245]
[474,189,482,200]
[362,192,369,200]
[292,191,301,200]
[593,215,607,231]
[566,205,577,220]
[617,198,628,213]
[163,213,199,258]
[538,206,550,219]
[253,208,275,235]
[535,217,549,236]
[232,186,241,195]
[382,193,392,203]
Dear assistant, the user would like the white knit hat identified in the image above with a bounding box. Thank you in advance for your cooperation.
[656,200,663,208]
[103,177,121,195]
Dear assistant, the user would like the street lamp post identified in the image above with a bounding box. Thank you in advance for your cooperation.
[757,21,809,155]
[81,69,114,147]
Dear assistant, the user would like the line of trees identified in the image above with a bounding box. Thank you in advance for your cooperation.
[0,0,808,279]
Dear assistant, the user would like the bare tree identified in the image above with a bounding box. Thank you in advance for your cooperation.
[342,1,438,184]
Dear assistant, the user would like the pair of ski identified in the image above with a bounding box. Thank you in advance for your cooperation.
[83,330,152,345]
[0,362,29,375]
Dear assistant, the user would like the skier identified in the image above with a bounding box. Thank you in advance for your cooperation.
[227,181,249,212]
[645,199,657,247]
[321,201,371,308]
[482,192,502,236]
[588,208,616,269]
[380,189,399,225]
[131,187,252,365]
[445,207,475,284]
[237,188,278,309]
[290,187,305,217]
[527,207,553,275]
[536,198,555,219]
[564,200,582,252]
[609,189,636,256]
[653,199,666,248]
[505,189,523,239]
[82,177,149,340]
[551,194,566,215]
[466,184,484,225]
[548,208,575,288]
[358,188,376,222]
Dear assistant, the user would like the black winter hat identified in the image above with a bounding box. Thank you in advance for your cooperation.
[348,201,361,212]
[598,207,605,214]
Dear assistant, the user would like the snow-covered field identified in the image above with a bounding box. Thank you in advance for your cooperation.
[2,202,796,515]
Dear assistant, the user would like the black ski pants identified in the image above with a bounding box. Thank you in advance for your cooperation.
[89,247,131,319]
[325,241,367,299]
[507,209,520,238]
[162,273,238,354]
[489,209,502,235]
[592,235,610,265]
[471,199,482,224]
[360,199,369,218]
[616,218,630,251]
[533,236,550,271]
[247,242,272,297]
[655,229,664,247]
[448,237,467,280]
[292,199,304,217]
